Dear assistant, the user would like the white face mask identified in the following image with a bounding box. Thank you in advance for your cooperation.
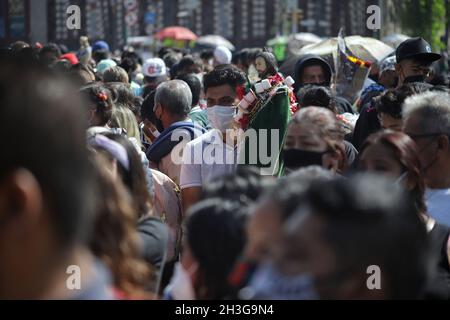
[165,262,197,300]
[206,105,236,132]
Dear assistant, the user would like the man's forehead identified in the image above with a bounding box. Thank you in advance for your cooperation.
[404,59,432,67]
[206,84,236,98]
[303,65,324,73]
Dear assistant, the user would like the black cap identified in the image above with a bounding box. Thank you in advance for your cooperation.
[396,37,441,63]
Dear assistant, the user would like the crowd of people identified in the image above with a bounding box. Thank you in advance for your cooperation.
[0,34,449,300]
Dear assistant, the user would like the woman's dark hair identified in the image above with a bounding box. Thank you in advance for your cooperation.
[176,73,201,106]
[359,130,427,215]
[375,82,433,119]
[106,82,138,114]
[203,64,246,94]
[80,82,114,126]
[297,85,337,113]
[141,90,157,124]
[185,198,248,300]
[89,154,153,297]
[102,133,154,219]
[201,166,274,206]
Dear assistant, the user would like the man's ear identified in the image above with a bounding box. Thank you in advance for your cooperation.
[153,102,160,114]
[0,169,43,229]
[395,63,402,76]
[437,134,450,154]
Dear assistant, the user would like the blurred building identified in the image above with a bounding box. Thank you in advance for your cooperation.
[1,0,390,50]
[0,0,31,46]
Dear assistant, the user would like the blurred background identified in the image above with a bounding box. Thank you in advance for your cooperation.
[0,0,449,59]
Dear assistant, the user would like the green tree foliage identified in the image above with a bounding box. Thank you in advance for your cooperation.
[393,0,447,50]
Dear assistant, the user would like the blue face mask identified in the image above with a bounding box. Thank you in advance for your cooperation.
[243,263,319,300]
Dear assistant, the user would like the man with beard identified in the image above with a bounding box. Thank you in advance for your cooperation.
[293,54,354,115]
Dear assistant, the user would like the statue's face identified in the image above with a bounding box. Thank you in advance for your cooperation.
[255,57,268,75]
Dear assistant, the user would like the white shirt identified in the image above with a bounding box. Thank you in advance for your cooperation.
[180,129,237,189]
[425,188,450,227]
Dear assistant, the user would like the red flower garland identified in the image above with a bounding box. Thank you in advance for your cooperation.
[236,85,246,101]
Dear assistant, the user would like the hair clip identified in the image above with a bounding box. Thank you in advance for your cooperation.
[97,93,108,101]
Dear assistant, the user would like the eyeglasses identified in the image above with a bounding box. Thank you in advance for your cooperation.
[406,132,449,153]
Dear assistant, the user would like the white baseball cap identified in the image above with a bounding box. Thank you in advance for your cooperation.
[214,46,232,65]
[143,58,167,77]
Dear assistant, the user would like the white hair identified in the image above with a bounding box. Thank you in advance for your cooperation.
[155,80,192,116]
[403,91,450,136]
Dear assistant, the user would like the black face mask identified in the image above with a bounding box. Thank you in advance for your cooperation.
[404,75,426,84]
[283,149,327,169]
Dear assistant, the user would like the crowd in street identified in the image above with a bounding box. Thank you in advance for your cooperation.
[0,34,449,300]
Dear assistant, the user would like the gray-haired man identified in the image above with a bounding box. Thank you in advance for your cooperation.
[146,80,205,185]
[403,91,450,226]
